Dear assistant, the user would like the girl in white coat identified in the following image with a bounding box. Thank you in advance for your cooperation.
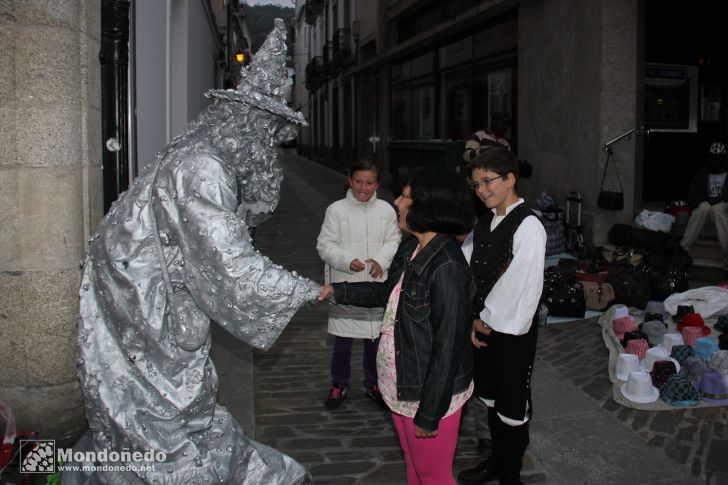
[317,160,401,409]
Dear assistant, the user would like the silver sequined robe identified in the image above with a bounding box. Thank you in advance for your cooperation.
[69,143,319,484]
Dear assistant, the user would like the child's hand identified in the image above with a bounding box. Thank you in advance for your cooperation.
[350,259,366,272]
[366,259,383,279]
[318,285,334,302]
[471,319,491,348]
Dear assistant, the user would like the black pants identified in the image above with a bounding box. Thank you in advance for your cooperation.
[488,406,530,485]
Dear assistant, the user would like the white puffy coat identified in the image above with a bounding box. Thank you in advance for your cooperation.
[317,189,401,338]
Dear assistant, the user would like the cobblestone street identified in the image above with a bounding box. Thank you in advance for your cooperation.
[214,149,724,484]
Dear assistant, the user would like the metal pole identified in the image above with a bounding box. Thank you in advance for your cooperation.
[100,0,130,212]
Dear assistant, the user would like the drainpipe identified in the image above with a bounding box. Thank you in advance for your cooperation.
[100,0,131,212]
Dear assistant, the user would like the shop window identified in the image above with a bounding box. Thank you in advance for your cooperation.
[440,67,473,140]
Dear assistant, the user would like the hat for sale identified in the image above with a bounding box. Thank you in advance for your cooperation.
[641,346,681,373]
[720,333,728,350]
[681,356,710,391]
[694,337,719,363]
[710,350,728,382]
[640,321,667,347]
[613,317,637,340]
[621,330,649,349]
[708,142,727,156]
[677,313,711,335]
[699,371,728,404]
[650,360,677,389]
[616,353,641,381]
[660,373,700,407]
[625,339,649,361]
[672,305,695,324]
[645,301,666,318]
[644,312,664,323]
[714,315,728,333]
[660,333,685,355]
[682,326,704,347]
[620,371,659,404]
[670,344,695,367]
[612,305,630,320]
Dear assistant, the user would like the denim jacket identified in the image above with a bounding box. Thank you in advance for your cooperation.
[332,233,474,431]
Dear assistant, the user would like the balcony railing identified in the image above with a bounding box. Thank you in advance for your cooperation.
[305,56,325,90]
[331,28,353,68]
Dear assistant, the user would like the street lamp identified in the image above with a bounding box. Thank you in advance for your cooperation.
[235,51,245,64]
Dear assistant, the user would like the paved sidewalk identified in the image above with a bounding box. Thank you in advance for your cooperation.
[213,149,718,484]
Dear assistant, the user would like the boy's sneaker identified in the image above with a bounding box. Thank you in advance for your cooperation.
[325,385,348,410]
[365,385,386,409]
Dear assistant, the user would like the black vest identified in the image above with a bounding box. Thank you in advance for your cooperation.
[471,203,534,317]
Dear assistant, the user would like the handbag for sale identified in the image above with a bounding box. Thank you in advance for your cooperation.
[541,209,566,256]
[600,245,644,266]
[542,281,586,318]
[648,268,689,302]
[578,281,616,311]
[597,148,624,211]
[609,271,650,309]
[575,270,610,283]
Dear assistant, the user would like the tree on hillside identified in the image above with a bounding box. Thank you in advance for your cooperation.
[247,5,295,53]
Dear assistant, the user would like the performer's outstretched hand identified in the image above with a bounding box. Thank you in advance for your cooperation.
[318,285,334,302]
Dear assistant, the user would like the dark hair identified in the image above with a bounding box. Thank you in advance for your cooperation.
[469,147,519,180]
[406,167,475,234]
[348,159,379,180]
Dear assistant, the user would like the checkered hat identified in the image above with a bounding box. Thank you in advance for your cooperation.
[681,356,710,391]
[660,373,700,407]
[670,344,695,367]
[625,339,649,361]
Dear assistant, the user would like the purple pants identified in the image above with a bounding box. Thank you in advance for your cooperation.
[330,335,379,389]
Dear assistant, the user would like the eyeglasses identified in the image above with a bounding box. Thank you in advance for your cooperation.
[469,175,503,190]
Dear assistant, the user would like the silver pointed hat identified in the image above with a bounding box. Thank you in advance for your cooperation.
[206,18,307,125]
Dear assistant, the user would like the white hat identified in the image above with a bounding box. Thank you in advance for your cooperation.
[612,305,630,320]
[616,353,641,381]
[620,371,660,403]
[640,346,681,373]
[660,333,685,355]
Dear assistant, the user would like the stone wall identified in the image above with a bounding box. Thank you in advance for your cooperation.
[0,0,102,445]
[518,0,640,245]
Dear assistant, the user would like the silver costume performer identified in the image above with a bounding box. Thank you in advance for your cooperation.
[65,20,319,484]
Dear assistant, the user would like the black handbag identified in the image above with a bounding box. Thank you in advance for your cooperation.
[542,281,586,318]
[598,148,624,211]
[648,268,689,301]
[609,271,650,308]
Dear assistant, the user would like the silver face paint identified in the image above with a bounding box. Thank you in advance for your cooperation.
[70,19,317,484]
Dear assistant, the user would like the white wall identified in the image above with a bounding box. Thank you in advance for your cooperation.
[134,0,215,171]
[135,0,169,169]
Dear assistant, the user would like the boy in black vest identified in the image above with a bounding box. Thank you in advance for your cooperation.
[457,148,546,485]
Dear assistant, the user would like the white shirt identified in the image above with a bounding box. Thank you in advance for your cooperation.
[478,199,546,336]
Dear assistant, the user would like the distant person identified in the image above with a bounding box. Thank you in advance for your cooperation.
[317,160,401,409]
[463,114,512,164]
[319,167,476,485]
[681,142,728,268]
[458,147,546,485]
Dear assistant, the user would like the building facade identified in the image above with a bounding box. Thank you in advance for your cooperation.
[294,0,728,247]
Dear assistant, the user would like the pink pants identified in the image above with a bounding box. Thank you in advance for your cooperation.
[390,407,462,485]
